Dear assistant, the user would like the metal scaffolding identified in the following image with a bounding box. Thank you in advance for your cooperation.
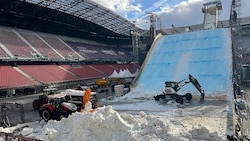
[230,0,242,93]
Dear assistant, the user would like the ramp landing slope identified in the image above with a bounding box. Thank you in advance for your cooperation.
[131,28,232,99]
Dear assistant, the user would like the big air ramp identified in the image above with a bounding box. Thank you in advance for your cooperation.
[129,28,232,100]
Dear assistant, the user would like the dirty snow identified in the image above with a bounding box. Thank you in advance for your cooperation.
[0,96,233,141]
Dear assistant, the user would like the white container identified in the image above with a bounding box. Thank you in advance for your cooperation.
[114,84,124,96]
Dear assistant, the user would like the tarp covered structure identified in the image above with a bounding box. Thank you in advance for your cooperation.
[130,28,233,98]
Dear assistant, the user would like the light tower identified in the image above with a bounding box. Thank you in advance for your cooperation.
[202,0,222,29]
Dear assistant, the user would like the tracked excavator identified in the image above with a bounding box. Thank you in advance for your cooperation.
[154,74,205,104]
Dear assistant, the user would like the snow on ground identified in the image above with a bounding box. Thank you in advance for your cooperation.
[0,93,233,141]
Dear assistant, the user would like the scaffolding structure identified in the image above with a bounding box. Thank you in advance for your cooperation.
[230,0,242,96]
[145,12,162,39]
[229,0,249,140]
[202,0,222,29]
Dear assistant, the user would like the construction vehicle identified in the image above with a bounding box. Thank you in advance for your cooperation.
[39,93,77,121]
[96,78,109,88]
[33,87,98,110]
[39,89,99,121]
[63,89,99,110]
[154,74,205,104]
[95,77,132,92]
[32,87,57,110]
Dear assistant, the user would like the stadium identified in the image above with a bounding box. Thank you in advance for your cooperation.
[0,0,250,140]
[0,0,153,96]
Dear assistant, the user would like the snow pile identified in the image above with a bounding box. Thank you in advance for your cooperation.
[0,105,227,141]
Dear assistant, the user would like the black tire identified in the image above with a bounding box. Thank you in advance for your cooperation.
[185,93,192,101]
[154,94,165,101]
[176,95,183,104]
[40,108,52,121]
[91,100,98,109]
[32,99,40,110]
[91,95,99,109]
[154,96,159,101]
[58,113,68,121]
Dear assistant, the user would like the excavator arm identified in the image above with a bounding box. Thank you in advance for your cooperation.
[188,74,205,101]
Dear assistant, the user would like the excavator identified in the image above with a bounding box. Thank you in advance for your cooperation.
[154,74,205,104]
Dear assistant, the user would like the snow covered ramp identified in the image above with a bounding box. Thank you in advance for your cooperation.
[130,28,232,99]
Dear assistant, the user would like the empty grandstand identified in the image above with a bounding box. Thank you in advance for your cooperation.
[0,0,153,96]
[0,0,250,97]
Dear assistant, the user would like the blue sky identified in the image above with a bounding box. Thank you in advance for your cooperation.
[91,0,250,29]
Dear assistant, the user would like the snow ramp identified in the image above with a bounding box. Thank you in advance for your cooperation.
[129,28,233,99]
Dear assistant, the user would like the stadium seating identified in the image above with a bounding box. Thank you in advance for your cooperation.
[0,66,36,88]
[0,64,137,89]
[119,47,135,60]
[61,65,105,79]
[99,46,134,61]
[20,32,62,59]
[65,41,107,61]
[18,65,80,83]
[0,47,9,58]
[41,35,81,60]
[0,27,135,62]
[0,27,138,90]
[65,41,134,62]
[100,46,122,60]
[0,30,33,58]
[88,64,116,75]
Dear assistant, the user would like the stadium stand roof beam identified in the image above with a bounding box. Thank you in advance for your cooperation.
[27,0,146,36]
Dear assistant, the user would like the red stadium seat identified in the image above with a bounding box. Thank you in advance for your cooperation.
[18,65,80,83]
[0,66,36,88]
[20,32,61,59]
[61,65,105,79]
[0,30,33,58]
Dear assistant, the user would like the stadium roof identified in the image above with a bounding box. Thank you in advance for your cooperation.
[26,0,145,37]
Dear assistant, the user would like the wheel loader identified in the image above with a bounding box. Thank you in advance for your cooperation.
[154,74,205,104]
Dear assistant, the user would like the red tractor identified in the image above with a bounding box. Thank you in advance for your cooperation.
[38,89,99,121]
[32,87,57,110]
[33,88,99,111]
[39,94,77,121]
